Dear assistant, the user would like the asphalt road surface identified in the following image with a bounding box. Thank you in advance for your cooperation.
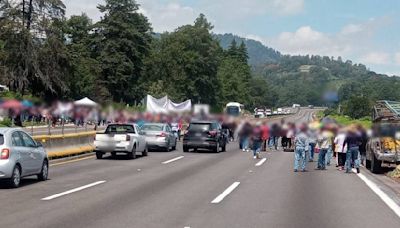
[1,109,400,228]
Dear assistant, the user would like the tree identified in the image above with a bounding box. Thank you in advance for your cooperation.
[248,76,275,110]
[343,96,371,119]
[237,41,249,63]
[217,57,250,106]
[0,0,69,99]
[64,14,100,99]
[94,0,152,103]
[143,14,221,105]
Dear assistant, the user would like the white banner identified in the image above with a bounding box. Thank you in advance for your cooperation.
[146,95,192,114]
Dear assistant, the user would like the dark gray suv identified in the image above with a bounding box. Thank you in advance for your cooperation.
[183,121,227,153]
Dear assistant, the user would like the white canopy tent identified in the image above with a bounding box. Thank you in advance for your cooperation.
[74,97,98,107]
[146,95,191,114]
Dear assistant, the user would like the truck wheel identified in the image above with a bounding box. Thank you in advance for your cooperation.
[183,146,189,152]
[365,159,371,169]
[111,152,117,158]
[370,155,382,173]
[96,152,103,159]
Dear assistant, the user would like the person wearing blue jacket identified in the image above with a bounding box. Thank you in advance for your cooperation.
[294,124,309,172]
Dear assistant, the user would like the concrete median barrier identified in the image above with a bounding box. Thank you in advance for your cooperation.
[33,131,96,159]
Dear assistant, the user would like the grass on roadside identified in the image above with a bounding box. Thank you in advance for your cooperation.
[316,111,372,128]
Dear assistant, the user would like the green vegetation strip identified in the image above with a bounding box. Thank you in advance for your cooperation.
[317,111,372,128]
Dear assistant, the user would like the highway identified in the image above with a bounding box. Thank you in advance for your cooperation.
[1,109,400,228]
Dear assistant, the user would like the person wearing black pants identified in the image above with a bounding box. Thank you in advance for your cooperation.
[334,130,347,170]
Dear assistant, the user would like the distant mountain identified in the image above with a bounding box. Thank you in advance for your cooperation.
[151,32,400,106]
[214,33,400,106]
[213,33,281,66]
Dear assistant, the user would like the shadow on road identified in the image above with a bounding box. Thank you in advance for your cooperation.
[0,177,52,189]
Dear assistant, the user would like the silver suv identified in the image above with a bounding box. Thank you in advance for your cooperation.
[0,128,48,188]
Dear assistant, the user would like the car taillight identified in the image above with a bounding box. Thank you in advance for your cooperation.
[157,132,167,137]
[1,148,10,159]
[208,130,217,137]
[126,135,131,141]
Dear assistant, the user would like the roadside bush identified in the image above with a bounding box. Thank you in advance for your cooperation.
[0,118,12,127]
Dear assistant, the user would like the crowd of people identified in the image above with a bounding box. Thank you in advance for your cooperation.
[234,118,368,174]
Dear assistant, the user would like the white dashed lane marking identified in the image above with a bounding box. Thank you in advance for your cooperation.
[162,156,184,164]
[211,182,240,204]
[41,181,106,201]
[255,158,267,166]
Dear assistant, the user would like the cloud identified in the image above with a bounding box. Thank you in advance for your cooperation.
[64,0,198,32]
[244,34,266,43]
[268,26,351,57]
[65,0,103,20]
[272,0,305,15]
[64,0,305,33]
[395,52,400,65]
[266,17,392,60]
[359,52,391,65]
[139,1,197,32]
[200,0,304,20]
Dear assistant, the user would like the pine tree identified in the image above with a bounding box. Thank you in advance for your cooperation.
[94,0,152,103]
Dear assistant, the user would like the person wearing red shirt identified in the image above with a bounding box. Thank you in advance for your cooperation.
[261,121,270,151]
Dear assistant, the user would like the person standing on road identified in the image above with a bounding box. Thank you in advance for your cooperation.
[251,122,263,159]
[308,125,318,162]
[334,128,347,171]
[261,121,270,151]
[281,122,289,149]
[269,122,280,150]
[316,127,333,170]
[357,124,368,166]
[294,124,309,172]
[343,125,362,173]
[325,126,335,166]
[239,121,252,152]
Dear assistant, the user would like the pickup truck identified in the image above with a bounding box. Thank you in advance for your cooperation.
[94,123,148,159]
[366,101,400,173]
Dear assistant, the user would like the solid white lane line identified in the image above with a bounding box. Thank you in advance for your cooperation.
[255,158,267,166]
[354,171,400,218]
[162,156,184,164]
[211,182,240,204]
[41,181,106,201]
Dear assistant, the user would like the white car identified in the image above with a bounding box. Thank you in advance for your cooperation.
[255,111,265,118]
[0,128,48,188]
[94,123,147,159]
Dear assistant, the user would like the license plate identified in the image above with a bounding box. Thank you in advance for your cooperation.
[195,133,201,137]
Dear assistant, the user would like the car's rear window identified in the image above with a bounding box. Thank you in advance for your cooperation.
[105,125,135,134]
[188,123,212,132]
[0,134,4,145]
[142,125,163,131]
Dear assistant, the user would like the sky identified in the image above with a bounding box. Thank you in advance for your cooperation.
[64,0,400,76]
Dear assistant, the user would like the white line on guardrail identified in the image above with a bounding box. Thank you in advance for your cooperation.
[211,182,240,204]
[162,156,184,164]
[41,181,106,201]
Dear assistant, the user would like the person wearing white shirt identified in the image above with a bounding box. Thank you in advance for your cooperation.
[334,130,347,171]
